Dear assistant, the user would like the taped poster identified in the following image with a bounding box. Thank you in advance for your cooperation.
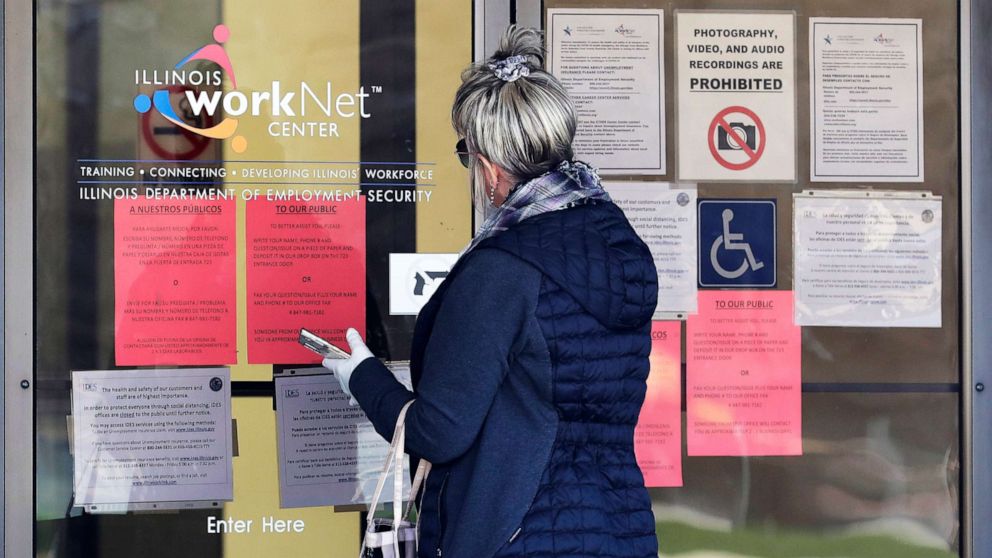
[605,182,697,317]
[548,8,666,174]
[676,11,796,182]
[810,18,924,182]
[275,364,413,508]
[246,196,366,364]
[634,321,683,487]
[794,191,941,327]
[686,290,802,456]
[114,197,237,366]
[72,368,233,509]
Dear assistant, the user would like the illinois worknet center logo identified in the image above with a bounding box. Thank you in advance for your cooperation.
[133,24,379,154]
[133,25,247,153]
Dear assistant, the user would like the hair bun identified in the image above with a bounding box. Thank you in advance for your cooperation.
[492,25,545,71]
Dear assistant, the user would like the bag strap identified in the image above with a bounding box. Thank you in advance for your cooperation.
[404,458,432,520]
[392,407,405,522]
[360,400,435,557]
[364,400,415,530]
[391,407,407,557]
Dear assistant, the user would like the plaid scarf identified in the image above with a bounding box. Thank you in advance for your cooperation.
[465,159,612,254]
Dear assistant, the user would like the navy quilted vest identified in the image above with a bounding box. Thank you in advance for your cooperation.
[480,200,660,558]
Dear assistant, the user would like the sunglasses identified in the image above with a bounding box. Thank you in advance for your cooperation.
[455,138,472,168]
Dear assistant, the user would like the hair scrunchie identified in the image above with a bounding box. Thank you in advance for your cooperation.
[487,54,531,82]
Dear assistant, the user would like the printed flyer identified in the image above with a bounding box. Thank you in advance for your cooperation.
[605,182,697,317]
[548,8,667,174]
[686,290,802,456]
[794,192,941,327]
[274,365,413,508]
[245,196,367,364]
[634,321,683,487]
[114,197,237,366]
[809,18,924,182]
[71,368,234,508]
[677,11,796,181]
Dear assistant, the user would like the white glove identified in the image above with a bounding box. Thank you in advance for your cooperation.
[322,328,374,406]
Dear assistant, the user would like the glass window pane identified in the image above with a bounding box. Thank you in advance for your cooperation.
[653,393,960,557]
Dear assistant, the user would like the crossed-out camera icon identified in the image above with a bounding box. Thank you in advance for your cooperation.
[717,122,757,151]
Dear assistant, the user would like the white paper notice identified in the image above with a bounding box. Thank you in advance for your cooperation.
[548,8,666,174]
[275,365,413,509]
[676,11,796,182]
[810,18,924,182]
[389,253,458,316]
[794,192,941,327]
[606,182,697,317]
[71,368,233,508]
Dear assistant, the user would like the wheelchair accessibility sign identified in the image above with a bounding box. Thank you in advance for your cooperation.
[698,199,776,288]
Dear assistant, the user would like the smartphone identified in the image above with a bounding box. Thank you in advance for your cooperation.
[299,328,350,359]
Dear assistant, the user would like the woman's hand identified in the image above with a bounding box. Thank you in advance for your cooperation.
[321,328,374,405]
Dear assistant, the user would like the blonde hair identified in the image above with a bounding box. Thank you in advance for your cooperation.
[452,25,577,205]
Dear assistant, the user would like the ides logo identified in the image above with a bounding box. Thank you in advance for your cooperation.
[873,33,896,46]
[133,24,380,153]
[614,24,636,37]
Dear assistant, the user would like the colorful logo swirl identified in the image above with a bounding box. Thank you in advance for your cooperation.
[133,24,248,154]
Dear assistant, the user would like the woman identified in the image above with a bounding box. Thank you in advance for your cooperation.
[324,26,660,558]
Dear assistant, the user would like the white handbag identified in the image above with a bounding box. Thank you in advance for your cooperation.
[361,400,432,558]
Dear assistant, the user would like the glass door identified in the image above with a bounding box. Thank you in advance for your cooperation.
[29,1,472,556]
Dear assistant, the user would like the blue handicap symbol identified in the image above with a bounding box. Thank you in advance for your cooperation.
[698,199,776,288]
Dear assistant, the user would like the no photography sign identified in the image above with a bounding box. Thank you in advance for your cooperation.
[677,11,796,182]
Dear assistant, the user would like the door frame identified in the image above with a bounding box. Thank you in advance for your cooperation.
[964,0,990,555]
[2,0,986,556]
[4,0,34,554]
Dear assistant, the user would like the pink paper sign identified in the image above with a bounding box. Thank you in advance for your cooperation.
[114,197,237,365]
[686,291,802,456]
[634,321,684,487]
[246,197,366,364]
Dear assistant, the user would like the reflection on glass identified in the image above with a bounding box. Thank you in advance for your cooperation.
[653,393,959,557]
